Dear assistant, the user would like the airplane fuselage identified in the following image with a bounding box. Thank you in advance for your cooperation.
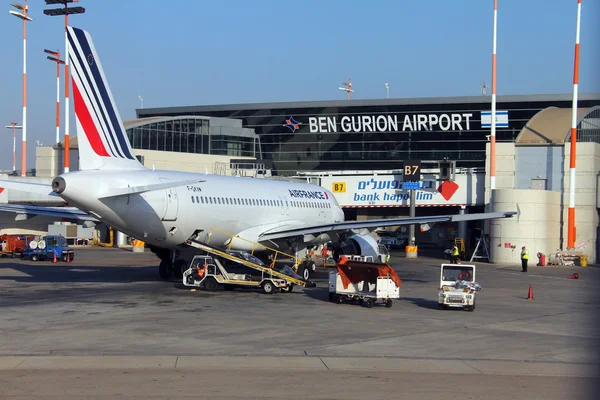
[53,169,344,250]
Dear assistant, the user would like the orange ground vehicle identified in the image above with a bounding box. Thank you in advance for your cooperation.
[0,234,35,258]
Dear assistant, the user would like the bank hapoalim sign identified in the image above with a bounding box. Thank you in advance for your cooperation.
[324,174,481,207]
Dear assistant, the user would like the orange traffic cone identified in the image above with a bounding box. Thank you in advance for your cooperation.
[53,252,57,263]
[527,285,534,300]
[568,273,579,279]
[66,253,71,263]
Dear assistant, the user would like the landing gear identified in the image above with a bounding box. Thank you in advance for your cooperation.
[152,247,190,281]
[159,260,172,280]
[173,259,187,279]
[299,264,310,281]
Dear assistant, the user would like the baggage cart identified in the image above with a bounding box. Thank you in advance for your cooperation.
[328,256,401,308]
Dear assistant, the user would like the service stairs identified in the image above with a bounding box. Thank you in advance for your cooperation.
[184,238,308,287]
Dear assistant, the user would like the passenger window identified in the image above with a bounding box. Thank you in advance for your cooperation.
[201,197,205,203]
[196,196,199,203]
[192,196,195,203]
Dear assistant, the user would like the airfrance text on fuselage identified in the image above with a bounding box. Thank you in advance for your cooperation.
[289,189,327,200]
[308,113,474,133]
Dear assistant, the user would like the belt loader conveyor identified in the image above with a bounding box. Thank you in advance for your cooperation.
[183,239,312,293]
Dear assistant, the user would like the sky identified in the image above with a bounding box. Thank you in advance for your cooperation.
[0,0,598,171]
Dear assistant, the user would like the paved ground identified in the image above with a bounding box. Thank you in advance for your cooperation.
[0,248,598,399]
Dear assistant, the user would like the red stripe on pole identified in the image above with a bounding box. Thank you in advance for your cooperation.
[568,208,575,245]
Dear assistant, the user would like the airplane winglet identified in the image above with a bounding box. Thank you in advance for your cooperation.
[99,179,205,199]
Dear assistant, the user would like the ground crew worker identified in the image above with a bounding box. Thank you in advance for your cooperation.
[459,269,471,281]
[521,246,529,272]
[451,245,459,264]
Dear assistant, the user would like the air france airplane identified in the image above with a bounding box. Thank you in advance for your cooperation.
[0,27,515,280]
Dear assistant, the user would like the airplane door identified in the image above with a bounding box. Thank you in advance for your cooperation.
[160,178,179,221]
[279,196,290,216]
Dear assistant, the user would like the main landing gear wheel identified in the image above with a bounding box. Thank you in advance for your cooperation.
[300,266,310,281]
[159,261,172,280]
[173,259,186,279]
[261,281,275,294]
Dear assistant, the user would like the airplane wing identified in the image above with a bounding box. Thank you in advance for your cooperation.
[0,204,98,222]
[258,211,517,242]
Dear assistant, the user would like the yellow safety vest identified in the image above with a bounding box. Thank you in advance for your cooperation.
[521,250,529,260]
[452,246,459,256]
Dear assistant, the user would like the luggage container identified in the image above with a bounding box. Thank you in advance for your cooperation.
[328,255,401,308]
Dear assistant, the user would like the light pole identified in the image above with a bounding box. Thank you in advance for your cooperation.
[44,0,86,174]
[490,0,498,192]
[5,122,23,175]
[567,0,582,250]
[9,1,32,177]
[44,49,65,145]
[385,83,389,99]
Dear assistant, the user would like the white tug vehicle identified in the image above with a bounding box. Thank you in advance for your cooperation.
[438,264,481,311]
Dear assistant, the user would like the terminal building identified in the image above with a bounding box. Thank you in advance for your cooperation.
[136,93,600,263]
[3,93,599,263]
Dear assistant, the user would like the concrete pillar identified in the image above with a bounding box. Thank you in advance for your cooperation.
[490,189,561,264]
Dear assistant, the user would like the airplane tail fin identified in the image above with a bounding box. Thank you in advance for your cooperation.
[67,26,145,171]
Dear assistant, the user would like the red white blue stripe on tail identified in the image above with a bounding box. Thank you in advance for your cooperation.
[67,26,143,170]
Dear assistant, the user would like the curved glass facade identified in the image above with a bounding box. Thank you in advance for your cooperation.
[125,116,260,157]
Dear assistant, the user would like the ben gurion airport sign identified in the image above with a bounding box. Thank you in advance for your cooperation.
[305,111,508,133]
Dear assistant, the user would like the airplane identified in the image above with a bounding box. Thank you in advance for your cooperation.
[0,26,516,281]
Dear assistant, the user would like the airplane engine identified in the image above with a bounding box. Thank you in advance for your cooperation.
[339,233,382,262]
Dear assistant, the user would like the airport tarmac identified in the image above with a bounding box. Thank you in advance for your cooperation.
[0,248,598,399]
